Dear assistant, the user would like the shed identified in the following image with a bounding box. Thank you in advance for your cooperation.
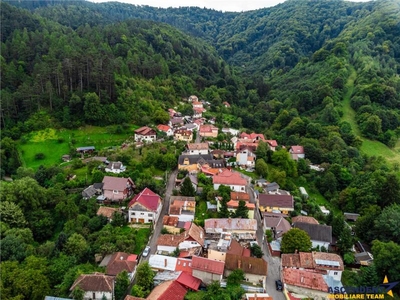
[299,186,309,199]
[344,212,360,222]
[76,146,95,153]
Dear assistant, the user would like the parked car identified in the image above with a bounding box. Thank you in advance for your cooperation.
[275,279,283,291]
[143,246,151,257]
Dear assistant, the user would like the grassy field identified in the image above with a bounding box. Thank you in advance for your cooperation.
[341,68,400,165]
[18,125,137,169]
[133,227,151,254]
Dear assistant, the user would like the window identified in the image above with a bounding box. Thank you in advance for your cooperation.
[334,272,338,275]
[148,213,153,217]
[131,212,136,215]
[141,213,144,215]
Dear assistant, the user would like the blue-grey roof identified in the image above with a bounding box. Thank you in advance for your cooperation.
[45,297,72,300]
[77,146,95,151]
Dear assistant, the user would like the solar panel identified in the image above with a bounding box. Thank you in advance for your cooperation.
[315,259,340,267]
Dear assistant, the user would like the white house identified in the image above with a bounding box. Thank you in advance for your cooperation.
[128,188,162,224]
[289,145,305,160]
[104,161,126,174]
[293,222,332,249]
[134,126,157,143]
[212,169,247,192]
[70,273,114,300]
[186,143,209,155]
[157,124,174,136]
[236,148,256,168]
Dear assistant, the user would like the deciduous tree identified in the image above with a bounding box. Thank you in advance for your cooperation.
[281,228,312,254]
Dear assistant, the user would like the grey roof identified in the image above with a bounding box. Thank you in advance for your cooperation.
[344,212,360,221]
[82,186,97,198]
[266,182,280,191]
[93,182,104,190]
[293,222,332,243]
[178,154,213,165]
[355,252,373,263]
[76,146,95,151]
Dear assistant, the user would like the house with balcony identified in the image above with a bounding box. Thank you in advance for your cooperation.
[174,129,193,142]
[102,176,134,203]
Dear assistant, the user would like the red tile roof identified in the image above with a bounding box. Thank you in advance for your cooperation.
[225,254,268,275]
[230,192,250,201]
[199,125,218,133]
[135,126,155,135]
[124,296,145,300]
[176,271,201,291]
[290,146,304,154]
[147,280,187,300]
[282,268,328,292]
[282,252,344,271]
[70,273,114,292]
[266,140,278,147]
[157,124,171,132]
[106,252,137,276]
[227,200,255,209]
[175,258,193,274]
[204,218,258,232]
[291,216,319,225]
[227,239,250,257]
[128,188,160,211]
[191,256,225,275]
[187,223,205,246]
[213,169,247,186]
[187,143,209,150]
[163,216,179,227]
[239,132,266,141]
[157,234,186,247]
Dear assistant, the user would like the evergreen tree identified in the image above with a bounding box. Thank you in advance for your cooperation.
[234,200,249,219]
[180,177,196,197]
[135,262,154,294]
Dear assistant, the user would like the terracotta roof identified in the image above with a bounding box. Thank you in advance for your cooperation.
[135,126,155,135]
[282,268,328,292]
[227,239,250,257]
[124,296,145,300]
[204,218,257,232]
[191,256,225,275]
[290,146,304,154]
[239,132,266,141]
[266,140,278,147]
[105,252,137,276]
[70,273,114,292]
[212,169,247,186]
[187,143,209,150]
[157,234,186,247]
[199,125,218,133]
[102,176,133,191]
[282,252,343,271]
[147,280,187,300]
[97,206,120,219]
[193,107,205,113]
[258,194,294,209]
[170,117,184,124]
[176,271,201,291]
[226,200,255,209]
[225,254,268,275]
[128,188,160,211]
[163,216,179,227]
[187,223,205,246]
[293,223,332,243]
[157,124,171,132]
[246,294,273,300]
[175,258,193,274]
[175,129,192,136]
[291,216,319,225]
[192,101,202,106]
[230,192,250,201]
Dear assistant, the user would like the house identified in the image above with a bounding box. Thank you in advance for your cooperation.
[213,169,247,192]
[192,101,203,109]
[188,95,199,102]
[168,108,177,118]
[224,254,268,286]
[96,206,123,222]
[101,252,137,280]
[240,133,266,142]
[225,200,256,219]
[355,251,374,266]
[178,154,220,172]
[128,188,162,224]
[266,140,278,151]
[258,194,294,215]
[69,273,114,300]
[231,192,250,202]
[176,271,201,291]
[293,222,332,249]
[102,176,134,202]
[193,107,205,118]
[82,185,98,199]
[263,215,291,239]
[282,268,330,298]
[157,124,174,136]
[169,117,184,128]
[175,258,194,275]
[299,187,309,199]
[105,161,126,174]
[191,256,225,284]
[186,143,209,155]
[163,216,180,234]
[204,218,257,237]
[265,182,280,194]
[76,146,95,153]
[146,280,187,300]
[199,125,218,138]
[174,129,193,142]
[291,216,319,225]
[134,126,156,143]
[289,145,305,160]
[236,148,256,168]
[169,196,196,222]
[281,251,344,281]
[207,235,251,262]
[149,255,178,271]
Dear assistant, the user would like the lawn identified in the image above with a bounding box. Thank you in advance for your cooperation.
[18,125,137,169]
[132,227,151,254]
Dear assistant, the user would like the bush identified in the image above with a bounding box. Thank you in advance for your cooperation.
[35,153,45,160]
[58,137,65,143]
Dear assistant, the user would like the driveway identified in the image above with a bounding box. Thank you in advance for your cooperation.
[249,185,285,300]
[139,169,178,263]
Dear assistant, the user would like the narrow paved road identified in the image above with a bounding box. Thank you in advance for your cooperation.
[248,185,285,300]
[139,169,178,263]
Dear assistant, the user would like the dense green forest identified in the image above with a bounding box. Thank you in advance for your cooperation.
[1,0,400,298]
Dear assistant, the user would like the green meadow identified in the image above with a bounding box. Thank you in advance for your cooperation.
[18,125,137,169]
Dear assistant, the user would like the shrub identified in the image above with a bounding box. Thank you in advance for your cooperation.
[58,137,65,143]
[35,153,45,160]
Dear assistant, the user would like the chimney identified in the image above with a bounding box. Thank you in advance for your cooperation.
[164,259,167,267]
[238,260,242,269]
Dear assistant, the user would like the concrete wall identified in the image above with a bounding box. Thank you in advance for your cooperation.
[193,270,222,285]
[284,284,329,300]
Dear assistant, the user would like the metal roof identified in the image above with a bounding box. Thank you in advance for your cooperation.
[315,259,340,267]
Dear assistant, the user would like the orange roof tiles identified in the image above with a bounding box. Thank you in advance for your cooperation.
[191,256,225,275]
[282,268,328,292]
[212,169,247,186]
[175,258,193,275]
[157,124,171,132]
[230,192,250,201]
[226,200,255,209]
[291,216,319,225]
[147,280,187,300]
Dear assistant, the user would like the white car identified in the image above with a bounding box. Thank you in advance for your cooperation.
[143,246,151,257]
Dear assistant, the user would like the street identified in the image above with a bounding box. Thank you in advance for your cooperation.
[249,185,285,300]
[140,169,178,263]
